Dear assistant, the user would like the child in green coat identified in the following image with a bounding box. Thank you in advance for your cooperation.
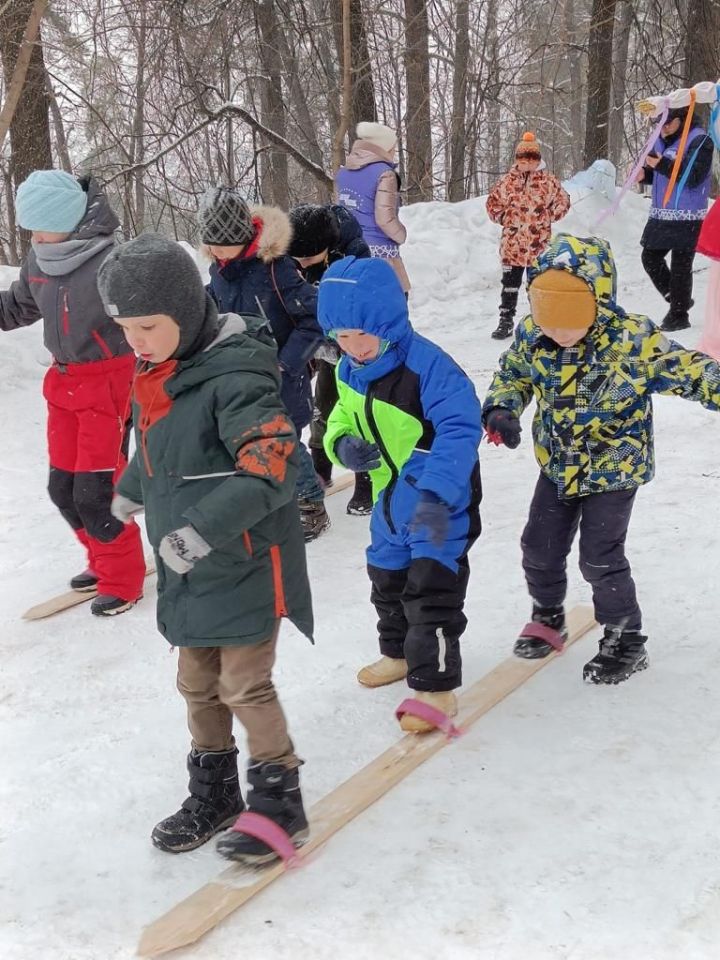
[99,234,313,863]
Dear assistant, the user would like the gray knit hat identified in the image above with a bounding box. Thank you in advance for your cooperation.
[198,186,255,245]
[97,233,219,359]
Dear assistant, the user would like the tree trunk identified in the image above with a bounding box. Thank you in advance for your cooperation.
[583,0,618,167]
[608,0,633,169]
[403,0,433,202]
[685,0,720,86]
[0,0,52,209]
[562,0,584,173]
[45,73,72,173]
[485,0,501,191]
[332,0,352,174]
[256,0,289,208]
[331,0,377,144]
[448,0,469,201]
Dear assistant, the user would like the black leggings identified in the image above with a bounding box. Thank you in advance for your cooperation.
[641,247,695,319]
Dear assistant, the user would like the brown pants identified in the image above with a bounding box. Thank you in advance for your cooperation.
[176,625,297,767]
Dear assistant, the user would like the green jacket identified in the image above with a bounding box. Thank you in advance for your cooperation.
[484,234,720,497]
[116,314,313,647]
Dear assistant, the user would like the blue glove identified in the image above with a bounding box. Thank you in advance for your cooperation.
[335,435,381,472]
[411,490,450,547]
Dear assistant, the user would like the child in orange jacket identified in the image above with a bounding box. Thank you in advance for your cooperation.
[486,132,570,341]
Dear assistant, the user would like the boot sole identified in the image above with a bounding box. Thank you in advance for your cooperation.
[217,827,310,865]
[71,583,99,593]
[91,598,141,617]
[151,812,241,854]
[583,655,649,685]
[303,519,331,542]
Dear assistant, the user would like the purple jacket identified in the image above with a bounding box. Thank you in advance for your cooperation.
[335,141,406,253]
[650,127,712,219]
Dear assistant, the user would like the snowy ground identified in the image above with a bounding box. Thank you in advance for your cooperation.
[2,187,720,960]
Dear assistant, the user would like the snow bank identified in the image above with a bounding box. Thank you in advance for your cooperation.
[401,178,652,314]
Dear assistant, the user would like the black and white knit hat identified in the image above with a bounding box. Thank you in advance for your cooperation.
[198,186,255,245]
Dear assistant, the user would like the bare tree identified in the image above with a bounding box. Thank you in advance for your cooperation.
[584,0,619,166]
[448,0,469,201]
[404,0,433,201]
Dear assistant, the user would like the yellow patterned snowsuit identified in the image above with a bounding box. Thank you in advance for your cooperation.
[484,234,720,498]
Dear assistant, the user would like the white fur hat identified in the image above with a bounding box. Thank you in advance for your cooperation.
[356,121,397,152]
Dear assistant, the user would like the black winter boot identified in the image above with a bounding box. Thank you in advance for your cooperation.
[151,747,244,853]
[660,309,690,332]
[91,594,139,616]
[216,760,309,864]
[311,446,333,487]
[583,627,649,685]
[70,568,98,592]
[347,472,373,516]
[514,603,568,659]
[491,315,514,340]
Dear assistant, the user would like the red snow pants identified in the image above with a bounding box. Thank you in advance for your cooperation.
[43,355,145,602]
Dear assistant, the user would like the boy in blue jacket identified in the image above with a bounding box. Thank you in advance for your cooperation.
[318,257,482,731]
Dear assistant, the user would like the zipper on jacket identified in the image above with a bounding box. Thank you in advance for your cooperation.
[363,386,398,534]
[140,420,153,477]
[62,290,70,335]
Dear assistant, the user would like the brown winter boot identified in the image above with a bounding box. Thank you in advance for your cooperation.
[357,655,408,688]
[298,499,330,542]
[399,691,458,733]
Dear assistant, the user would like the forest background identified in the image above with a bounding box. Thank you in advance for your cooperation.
[1,0,718,262]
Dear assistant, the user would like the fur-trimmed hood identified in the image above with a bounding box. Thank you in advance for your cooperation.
[201,204,292,265]
[250,204,292,263]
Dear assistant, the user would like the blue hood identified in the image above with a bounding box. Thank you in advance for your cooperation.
[318,256,410,341]
[318,257,413,383]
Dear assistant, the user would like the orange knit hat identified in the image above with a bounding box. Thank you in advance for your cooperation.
[515,131,541,160]
[528,269,597,331]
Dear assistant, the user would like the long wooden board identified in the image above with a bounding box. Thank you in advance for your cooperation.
[22,478,354,622]
[138,604,597,957]
[22,561,156,621]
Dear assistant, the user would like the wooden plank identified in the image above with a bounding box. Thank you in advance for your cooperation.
[22,561,156,621]
[137,604,596,958]
[24,476,354,621]
[324,472,354,497]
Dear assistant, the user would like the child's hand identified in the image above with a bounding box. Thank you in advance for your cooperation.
[485,408,522,449]
[335,435,381,472]
[411,490,449,547]
[111,494,144,523]
[645,154,661,169]
[159,525,212,574]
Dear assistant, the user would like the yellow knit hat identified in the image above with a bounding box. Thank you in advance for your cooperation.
[528,269,597,330]
[515,131,541,160]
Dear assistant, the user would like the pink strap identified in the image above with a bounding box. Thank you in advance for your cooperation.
[229,811,302,867]
[395,698,462,739]
[520,621,565,652]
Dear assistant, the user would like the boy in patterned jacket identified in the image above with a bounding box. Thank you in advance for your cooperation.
[483,233,720,684]
[486,132,570,341]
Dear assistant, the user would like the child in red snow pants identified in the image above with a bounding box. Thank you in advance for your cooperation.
[43,353,145,603]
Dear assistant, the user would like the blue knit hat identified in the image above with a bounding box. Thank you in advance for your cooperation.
[15,170,88,233]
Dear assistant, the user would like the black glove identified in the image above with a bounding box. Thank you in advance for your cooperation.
[485,407,522,449]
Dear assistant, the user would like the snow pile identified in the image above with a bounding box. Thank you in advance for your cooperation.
[402,172,653,318]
